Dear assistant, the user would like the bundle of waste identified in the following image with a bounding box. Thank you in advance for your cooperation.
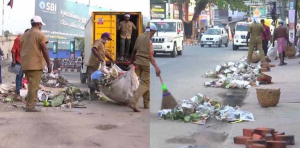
[158,93,254,125]
[203,60,262,89]
[41,73,69,88]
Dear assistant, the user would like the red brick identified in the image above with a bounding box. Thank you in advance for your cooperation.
[254,128,275,136]
[243,129,255,137]
[261,68,269,72]
[246,140,266,148]
[234,136,252,144]
[270,64,275,67]
[265,134,274,141]
[274,132,285,137]
[252,134,263,140]
[252,144,267,148]
[266,141,286,148]
[275,135,295,145]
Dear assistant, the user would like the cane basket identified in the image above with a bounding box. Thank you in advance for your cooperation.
[256,89,281,107]
[252,52,260,63]
[285,46,296,57]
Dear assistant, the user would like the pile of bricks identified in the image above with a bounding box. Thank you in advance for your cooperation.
[261,62,275,72]
[234,128,295,148]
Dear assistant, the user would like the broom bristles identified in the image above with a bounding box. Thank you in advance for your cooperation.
[161,89,178,110]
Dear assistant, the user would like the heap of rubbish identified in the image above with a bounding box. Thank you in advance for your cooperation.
[203,59,262,89]
[158,93,254,125]
[1,85,90,109]
[41,73,69,88]
[98,65,125,86]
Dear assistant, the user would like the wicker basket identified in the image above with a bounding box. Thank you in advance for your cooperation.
[256,89,280,107]
[285,46,296,57]
[252,52,260,63]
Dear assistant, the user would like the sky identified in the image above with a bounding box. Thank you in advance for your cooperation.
[0,0,150,35]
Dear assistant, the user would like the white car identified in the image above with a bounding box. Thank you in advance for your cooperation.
[150,19,184,58]
[233,22,250,50]
[200,28,229,47]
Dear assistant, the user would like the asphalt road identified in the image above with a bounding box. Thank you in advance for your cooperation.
[150,43,249,148]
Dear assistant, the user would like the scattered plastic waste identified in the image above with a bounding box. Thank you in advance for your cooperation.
[203,59,263,89]
[41,72,69,88]
[158,93,254,125]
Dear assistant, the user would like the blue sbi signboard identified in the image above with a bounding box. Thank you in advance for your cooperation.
[35,0,109,50]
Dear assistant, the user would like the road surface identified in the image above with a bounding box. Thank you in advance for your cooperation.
[150,43,249,148]
[0,73,149,148]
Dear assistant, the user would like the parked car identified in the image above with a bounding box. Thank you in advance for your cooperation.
[150,19,185,58]
[200,28,229,47]
[233,22,250,50]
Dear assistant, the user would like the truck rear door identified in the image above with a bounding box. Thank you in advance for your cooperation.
[93,13,117,61]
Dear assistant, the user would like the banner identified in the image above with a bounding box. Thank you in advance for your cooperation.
[150,3,166,19]
[35,0,107,49]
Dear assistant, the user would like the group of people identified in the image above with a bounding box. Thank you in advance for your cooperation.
[246,18,290,66]
[8,16,51,112]
[86,21,161,112]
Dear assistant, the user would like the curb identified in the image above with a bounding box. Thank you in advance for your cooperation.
[184,43,201,46]
[60,68,80,72]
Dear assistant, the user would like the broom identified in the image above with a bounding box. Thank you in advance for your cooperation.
[159,75,178,110]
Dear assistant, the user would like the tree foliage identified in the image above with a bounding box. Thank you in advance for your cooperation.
[74,37,84,52]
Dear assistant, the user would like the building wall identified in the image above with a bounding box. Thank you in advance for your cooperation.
[0,36,18,60]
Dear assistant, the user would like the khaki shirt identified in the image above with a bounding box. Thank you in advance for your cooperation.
[248,23,265,43]
[134,32,150,66]
[119,21,136,39]
[88,39,106,69]
[20,28,47,70]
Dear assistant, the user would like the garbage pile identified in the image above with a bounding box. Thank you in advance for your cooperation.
[93,64,139,105]
[203,60,262,89]
[41,73,69,88]
[158,93,254,125]
[19,86,89,108]
[98,64,125,86]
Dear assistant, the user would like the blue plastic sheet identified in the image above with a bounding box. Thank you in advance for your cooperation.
[91,70,102,80]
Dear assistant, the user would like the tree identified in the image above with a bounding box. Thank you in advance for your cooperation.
[4,30,12,37]
[192,0,251,21]
[74,37,85,52]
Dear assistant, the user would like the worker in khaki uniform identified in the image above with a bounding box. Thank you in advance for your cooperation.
[246,18,266,64]
[87,33,114,100]
[129,23,161,112]
[20,16,51,112]
[118,14,137,61]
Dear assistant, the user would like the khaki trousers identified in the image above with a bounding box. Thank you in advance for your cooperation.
[131,64,150,107]
[247,42,266,64]
[24,70,43,109]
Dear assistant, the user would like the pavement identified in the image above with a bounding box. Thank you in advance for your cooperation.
[150,43,300,148]
[0,73,149,148]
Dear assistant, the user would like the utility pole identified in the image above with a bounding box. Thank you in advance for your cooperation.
[168,0,171,19]
[209,0,212,25]
[295,0,298,44]
[2,0,4,36]
[179,0,183,20]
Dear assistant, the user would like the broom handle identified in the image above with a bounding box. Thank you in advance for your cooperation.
[159,75,163,84]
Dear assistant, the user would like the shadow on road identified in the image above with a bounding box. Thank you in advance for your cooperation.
[218,89,249,107]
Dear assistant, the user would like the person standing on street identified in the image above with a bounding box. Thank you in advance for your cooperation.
[273,20,288,66]
[20,16,51,112]
[129,23,161,112]
[0,47,4,84]
[12,29,30,98]
[261,19,271,56]
[271,2,277,26]
[118,14,137,61]
[296,26,300,57]
[87,32,114,100]
[246,18,267,64]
